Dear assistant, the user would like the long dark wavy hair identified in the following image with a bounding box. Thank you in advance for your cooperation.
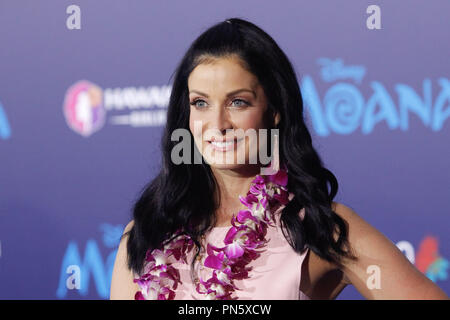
[124,17,357,277]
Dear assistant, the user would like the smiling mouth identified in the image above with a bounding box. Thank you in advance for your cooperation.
[207,138,244,151]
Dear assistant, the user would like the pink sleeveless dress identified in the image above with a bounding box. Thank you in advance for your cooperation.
[172,193,311,300]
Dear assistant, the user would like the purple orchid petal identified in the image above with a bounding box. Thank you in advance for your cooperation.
[224,226,238,244]
[217,251,225,261]
[273,191,289,205]
[225,242,245,259]
[236,210,254,224]
[206,243,223,255]
[167,290,175,300]
[158,293,166,300]
[253,175,265,184]
[204,254,224,270]
[260,196,268,209]
[135,291,145,300]
[249,184,263,195]
[268,169,288,186]
[239,194,258,208]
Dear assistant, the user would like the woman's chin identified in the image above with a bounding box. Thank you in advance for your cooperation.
[203,156,262,172]
[204,160,244,170]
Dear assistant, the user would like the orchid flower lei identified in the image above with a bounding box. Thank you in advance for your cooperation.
[134,164,290,300]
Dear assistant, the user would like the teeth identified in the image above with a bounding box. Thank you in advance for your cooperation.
[211,140,235,147]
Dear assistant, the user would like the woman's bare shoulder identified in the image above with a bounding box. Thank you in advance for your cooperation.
[110,220,140,300]
[330,201,448,299]
[123,220,135,235]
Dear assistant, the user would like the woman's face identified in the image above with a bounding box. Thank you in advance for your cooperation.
[188,56,278,170]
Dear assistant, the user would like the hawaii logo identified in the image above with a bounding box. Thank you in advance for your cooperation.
[63,81,106,137]
[56,223,124,299]
[0,100,11,140]
[63,80,170,137]
[302,58,450,136]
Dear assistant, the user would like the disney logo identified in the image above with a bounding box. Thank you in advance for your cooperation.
[317,58,366,84]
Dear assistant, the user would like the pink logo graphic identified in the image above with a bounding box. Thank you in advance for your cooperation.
[415,235,449,283]
[63,80,105,137]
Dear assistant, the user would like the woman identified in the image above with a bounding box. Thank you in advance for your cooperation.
[110,18,448,300]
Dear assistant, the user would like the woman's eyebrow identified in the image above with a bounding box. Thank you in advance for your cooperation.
[189,88,256,98]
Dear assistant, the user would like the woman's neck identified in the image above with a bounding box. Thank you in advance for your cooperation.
[211,164,261,226]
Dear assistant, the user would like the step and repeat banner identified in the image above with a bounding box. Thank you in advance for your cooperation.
[0,1,448,299]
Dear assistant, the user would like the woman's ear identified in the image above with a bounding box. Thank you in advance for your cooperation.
[274,112,281,127]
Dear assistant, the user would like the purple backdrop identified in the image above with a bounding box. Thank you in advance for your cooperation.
[0,0,448,299]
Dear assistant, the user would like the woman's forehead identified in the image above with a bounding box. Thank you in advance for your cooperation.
[188,62,261,96]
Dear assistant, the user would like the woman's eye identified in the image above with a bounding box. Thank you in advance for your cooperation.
[231,99,248,107]
[190,99,207,108]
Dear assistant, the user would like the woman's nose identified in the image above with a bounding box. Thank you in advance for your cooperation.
[209,107,233,133]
